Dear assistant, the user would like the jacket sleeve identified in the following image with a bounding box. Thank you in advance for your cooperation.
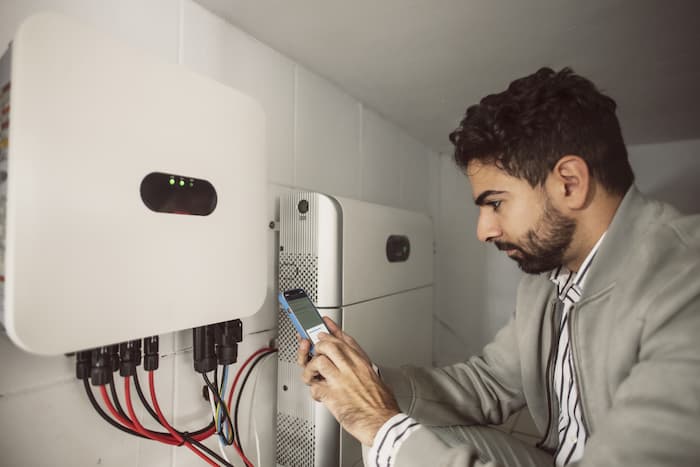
[574,219,700,467]
[379,313,526,428]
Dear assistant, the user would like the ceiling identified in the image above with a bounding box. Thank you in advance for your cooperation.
[195,0,700,153]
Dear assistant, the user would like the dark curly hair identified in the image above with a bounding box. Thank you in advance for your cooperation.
[449,67,634,195]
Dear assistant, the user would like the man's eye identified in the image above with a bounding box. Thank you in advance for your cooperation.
[488,200,502,211]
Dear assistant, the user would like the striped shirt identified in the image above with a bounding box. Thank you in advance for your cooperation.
[549,233,606,466]
[367,413,421,467]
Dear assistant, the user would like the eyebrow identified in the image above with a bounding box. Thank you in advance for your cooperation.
[474,190,506,206]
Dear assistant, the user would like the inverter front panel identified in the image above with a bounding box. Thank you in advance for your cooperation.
[2,13,267,354]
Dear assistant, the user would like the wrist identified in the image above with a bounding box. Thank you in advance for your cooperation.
[362,409,400,446]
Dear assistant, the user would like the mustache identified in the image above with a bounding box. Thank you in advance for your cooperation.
[494,241,522,252]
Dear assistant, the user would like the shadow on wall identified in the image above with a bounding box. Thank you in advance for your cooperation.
[651,172,700,214]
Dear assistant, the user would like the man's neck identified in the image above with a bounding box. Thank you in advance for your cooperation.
[565,191,624,272]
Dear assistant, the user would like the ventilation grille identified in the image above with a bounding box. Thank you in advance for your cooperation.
[276,412,315,467]
[278,252,318,363]
[279,252,319,302]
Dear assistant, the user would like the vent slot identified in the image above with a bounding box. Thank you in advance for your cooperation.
[275,412,315,467]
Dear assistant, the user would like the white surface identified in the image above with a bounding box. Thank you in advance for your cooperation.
[4,12,267,354]
[360,107,404,207]
[628,139,700,215]
[295,66,362,198]
[181,0,296,186]
[399,132,433,214]
[0,0,181,64]
[196,0,700,150]
[344,286,433,368]
[336,195,433,305]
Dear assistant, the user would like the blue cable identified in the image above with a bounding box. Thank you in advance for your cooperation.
[217,365,231,444]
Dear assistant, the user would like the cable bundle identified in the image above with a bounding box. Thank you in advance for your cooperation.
[78,331,277,467]
[202,347,278,467]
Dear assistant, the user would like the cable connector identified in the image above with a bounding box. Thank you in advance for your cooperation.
[143,336,159,371]
[90,347,112,386]
[119,340,142,377]
[108,344,120,374]
[75,350,92,380]
[215,319,242,365]
[192,325,216,374]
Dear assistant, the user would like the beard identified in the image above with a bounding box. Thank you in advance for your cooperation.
[494,199,576,274]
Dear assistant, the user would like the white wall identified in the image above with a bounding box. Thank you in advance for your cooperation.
[432,138,700,367]
[0,2,439,466]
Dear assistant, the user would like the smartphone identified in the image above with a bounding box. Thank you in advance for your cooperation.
[278,288,330,354]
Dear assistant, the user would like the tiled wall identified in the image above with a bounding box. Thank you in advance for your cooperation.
[0,1,439,466]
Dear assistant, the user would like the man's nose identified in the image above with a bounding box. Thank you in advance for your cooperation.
[476,211,501,243]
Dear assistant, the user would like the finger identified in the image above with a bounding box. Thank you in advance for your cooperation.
[296,338,311,367]
[322,316,343,338]
[313,336,358,372]
[309,382,326,402]
[302,354,340,384]
[322,317,363,351]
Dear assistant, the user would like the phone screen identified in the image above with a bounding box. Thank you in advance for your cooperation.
[282,290,328,345]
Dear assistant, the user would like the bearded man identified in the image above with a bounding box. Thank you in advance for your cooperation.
[297,67,700,467]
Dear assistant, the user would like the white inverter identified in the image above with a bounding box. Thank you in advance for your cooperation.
[0,12,267,354]
[276,191,433,467]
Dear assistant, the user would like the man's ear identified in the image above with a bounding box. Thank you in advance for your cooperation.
[548,155,590,210]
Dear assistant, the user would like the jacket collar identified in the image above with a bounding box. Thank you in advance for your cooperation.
[576,185,660,303]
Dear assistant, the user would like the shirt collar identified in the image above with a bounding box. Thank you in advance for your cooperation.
[549,232,607,304]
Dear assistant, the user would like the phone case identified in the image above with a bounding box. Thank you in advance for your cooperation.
[278,292,318,353]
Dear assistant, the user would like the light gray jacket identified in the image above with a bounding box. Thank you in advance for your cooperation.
[381,186,700,466]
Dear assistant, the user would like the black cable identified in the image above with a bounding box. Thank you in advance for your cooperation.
[130,373,234,467]
[133,375,233,467]
[83,378,147,439]
[106,375,175,439]
[214,365,219,395]
[109,376,130,420]
[132,372,213,439]
[88,375,232,466]
[83,351,233,466]
[203,372,235,446]
[233,350,277,457]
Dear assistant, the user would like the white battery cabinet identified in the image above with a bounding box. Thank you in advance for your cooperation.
[276,191,434,467]
[0,12,267,354]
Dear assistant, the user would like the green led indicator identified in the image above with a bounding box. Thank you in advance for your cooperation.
[179,179,185,187]
[169,178,175,185]
[189,182,194,187]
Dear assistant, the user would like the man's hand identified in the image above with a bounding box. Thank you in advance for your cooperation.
[296,317,400,446]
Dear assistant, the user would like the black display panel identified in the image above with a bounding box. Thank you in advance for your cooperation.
[386,235,410,262]
[140,172,217,216]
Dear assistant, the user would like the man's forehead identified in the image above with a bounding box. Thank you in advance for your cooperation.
[466,160,535,200]
[466,161,509,191]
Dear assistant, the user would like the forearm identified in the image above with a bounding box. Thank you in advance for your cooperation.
[379,317,525,427]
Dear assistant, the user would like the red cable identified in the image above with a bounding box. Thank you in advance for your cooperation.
[122,377,179,445]
[147,372,219,467]
[227,347,275,408]
[225,347,276,467]
[99,385,177,445]
[193,424,217,442]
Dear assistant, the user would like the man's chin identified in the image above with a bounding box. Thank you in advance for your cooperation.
[516,258,559,275]
[508,253,553,274]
